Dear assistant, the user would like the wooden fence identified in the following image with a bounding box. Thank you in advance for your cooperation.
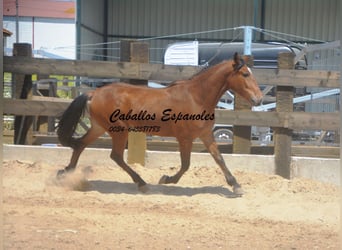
[3,43,340,179]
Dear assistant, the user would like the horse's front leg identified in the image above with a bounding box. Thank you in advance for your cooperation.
[200,132,243,195]
[110,131,148,193]
[159,139,192,184]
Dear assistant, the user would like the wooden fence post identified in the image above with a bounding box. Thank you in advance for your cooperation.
[13,43,34,144]
[233,55,253,154]
[120,40,149,165]
[34,76,57,134]
[274,52,295,179]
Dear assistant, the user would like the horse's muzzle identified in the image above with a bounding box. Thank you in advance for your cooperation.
[251,96,263,106]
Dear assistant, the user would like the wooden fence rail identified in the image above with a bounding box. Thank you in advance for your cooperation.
[4,56,340,87]
[3,98,339,131]
[4,56,340,132]
[3,52,341,179]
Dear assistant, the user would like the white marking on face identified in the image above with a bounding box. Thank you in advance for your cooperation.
[247,67,252,74]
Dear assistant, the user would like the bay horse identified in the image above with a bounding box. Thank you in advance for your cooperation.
[56,53,263,195]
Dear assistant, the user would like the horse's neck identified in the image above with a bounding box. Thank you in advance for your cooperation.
[192,62,232,110]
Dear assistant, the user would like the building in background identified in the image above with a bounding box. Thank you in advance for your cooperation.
[76,0,340,64]
[3,0,76,59]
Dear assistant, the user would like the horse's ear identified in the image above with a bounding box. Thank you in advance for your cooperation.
[234,52,240,64]
[233,52,241,71]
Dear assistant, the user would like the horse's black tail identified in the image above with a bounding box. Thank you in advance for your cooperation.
[57,94,89,148]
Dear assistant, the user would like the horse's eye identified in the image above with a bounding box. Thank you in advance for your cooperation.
[242,72,249,78]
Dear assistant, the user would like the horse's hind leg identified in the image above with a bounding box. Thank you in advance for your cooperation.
[159,139,192,184]
[200,132,243,195]
[57,120,105,176]
[110,132,148,192]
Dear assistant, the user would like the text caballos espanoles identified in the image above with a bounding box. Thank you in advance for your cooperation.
[109,108,214,124]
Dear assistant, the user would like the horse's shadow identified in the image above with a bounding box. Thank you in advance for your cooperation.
[85,180,240,198]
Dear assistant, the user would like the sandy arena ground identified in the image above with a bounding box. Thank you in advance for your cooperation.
[2,159,340,249]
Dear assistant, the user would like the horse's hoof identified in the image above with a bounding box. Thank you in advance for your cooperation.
[56,169,66,178]
[233,186,244,196]
[158,175,169,184]
[138,184,149,193]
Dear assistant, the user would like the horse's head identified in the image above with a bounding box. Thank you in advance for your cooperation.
[227,53,263,106]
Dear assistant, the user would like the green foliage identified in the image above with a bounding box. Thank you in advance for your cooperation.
[51,75,75,99]
[3,72,12,98]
